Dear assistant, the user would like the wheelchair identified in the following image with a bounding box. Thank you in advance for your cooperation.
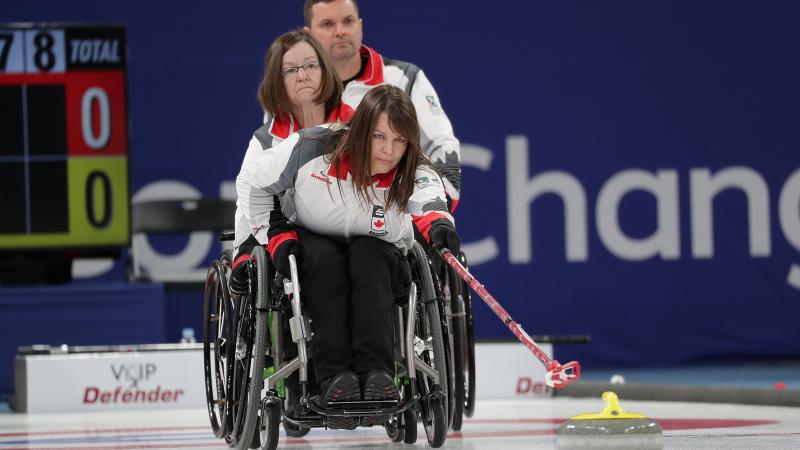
[203,237,451,449]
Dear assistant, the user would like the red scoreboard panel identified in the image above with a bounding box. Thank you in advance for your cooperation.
[0,24,129,251]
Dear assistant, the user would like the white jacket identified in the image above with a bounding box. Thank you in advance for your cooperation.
[342,46,461,209]
[235,125,454,253]
[236,104,353,248]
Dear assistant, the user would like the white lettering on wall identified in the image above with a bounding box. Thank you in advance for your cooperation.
[596,169,680,260]
[779,168,800,252]
[506,135,588,263]
[690,167,771,258]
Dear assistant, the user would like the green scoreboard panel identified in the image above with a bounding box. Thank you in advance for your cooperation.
[0,24,129,251]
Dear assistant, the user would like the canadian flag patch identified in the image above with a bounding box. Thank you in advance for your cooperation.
[370,205,388,237]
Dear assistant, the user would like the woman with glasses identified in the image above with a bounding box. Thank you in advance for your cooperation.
[233,29,353,253]
[257,29,353,146]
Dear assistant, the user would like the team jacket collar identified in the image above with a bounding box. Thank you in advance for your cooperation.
[270,102,354,140]
[327,152,397,188]
[357,45,384,86]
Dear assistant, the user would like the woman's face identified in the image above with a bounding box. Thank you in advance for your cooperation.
[370,112,408,175]
[282,41,322,108]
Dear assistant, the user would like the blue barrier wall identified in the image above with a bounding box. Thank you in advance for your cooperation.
[0,283,166,398]
[3,1,800,372]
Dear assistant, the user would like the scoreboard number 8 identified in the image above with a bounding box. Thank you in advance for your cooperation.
[33,32,56,71]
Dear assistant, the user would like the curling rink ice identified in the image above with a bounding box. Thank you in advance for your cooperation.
[2,397,800,449]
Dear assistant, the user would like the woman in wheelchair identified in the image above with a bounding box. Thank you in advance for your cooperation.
[231,84,460,430]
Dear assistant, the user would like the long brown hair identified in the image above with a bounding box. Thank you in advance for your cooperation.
[327,85,428,211]
[257,29,342,120]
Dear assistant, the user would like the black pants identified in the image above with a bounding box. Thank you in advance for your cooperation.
[297,228,410,382]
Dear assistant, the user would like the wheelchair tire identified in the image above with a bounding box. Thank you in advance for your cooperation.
[461,262,477,418]
[231,246,270,450]
[282,420,310,438]
[410,243,449,430]
[449,271,467,431]
[257,400,280,450]
[385,407,417,444]
[249,416,260,449]
[403,408,418,444]
[203,259,235,439]
[385,414,404,443]
[423,390,447,448]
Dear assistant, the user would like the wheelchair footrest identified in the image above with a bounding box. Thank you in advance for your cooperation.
[304,397,415,417]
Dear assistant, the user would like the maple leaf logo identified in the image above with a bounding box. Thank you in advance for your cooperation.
[374,219,384,228]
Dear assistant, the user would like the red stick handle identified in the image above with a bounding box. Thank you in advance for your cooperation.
[441,250,581,388]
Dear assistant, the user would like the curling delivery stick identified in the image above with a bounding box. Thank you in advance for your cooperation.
[440,249,581,388]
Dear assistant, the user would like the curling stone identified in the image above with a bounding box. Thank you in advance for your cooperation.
[556,391,663,449]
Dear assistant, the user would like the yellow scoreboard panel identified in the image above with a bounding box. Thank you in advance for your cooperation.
[0,24,129,249]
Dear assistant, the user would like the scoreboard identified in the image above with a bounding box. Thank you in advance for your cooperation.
[0,24,129,251]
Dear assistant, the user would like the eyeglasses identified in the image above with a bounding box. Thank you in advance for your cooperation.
[282,61,321,77]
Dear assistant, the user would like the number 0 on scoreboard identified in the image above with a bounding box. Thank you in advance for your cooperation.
[0,24,129,250]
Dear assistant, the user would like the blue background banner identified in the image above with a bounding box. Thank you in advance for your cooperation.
[3,1,800,372]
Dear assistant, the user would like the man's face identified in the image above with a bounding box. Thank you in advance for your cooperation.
[305,0,363,63]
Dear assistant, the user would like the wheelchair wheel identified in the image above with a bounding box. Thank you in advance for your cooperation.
[230,246,271,450]
[385,414,404,443]
[385,408,417,444]
[460,254,477,418]
[410,242,449,448]
[448,266,467,431]
[203,259,235,439]
[257,399,280,450]
[403,408,418,444]
[282,420,310,438]
[423,388,447,448]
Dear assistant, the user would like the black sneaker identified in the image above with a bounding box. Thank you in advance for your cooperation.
[321,371,360,430]
[362,370,399,402]
[361,370,399,426]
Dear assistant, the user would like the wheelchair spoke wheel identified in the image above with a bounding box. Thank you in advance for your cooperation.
[203,260,235,439]
[410,243,450,433]
[229,246,271,450]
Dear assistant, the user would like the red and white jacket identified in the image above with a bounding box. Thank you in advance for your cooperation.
[342,45,461,211]
[235,125,454,255]
[236,104,353,247]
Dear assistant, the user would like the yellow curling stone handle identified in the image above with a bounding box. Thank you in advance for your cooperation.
[570,391,649,420]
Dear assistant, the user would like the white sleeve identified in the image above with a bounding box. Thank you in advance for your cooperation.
[407,165,454,226]
[409,70,461,203]
[234,133,301,248]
